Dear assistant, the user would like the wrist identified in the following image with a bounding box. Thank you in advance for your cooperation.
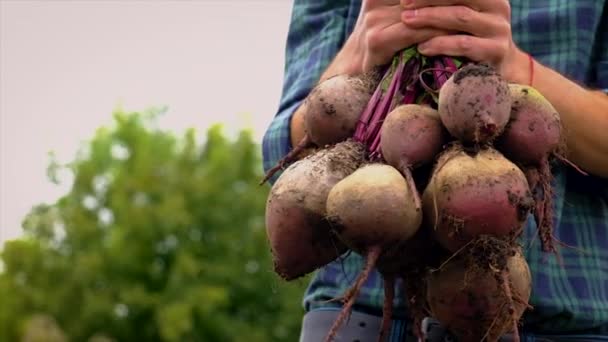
[501,46,531,85]
[320,36,363,82]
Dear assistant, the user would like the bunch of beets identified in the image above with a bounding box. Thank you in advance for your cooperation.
[262,47,581,342]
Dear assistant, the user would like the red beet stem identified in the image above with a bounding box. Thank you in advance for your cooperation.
[325,246,382,342]
[401,164,421,211]
[553,152,588,176]
[501,270,520,342]
[442,57,460,74]
[260,134,312,185]
[377,275,395,342]
[367,58,424,155]
[354,75,387,140]
[363,59,406,146]
[538,159,556,253]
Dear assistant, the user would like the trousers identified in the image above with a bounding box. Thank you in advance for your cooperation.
[299,309,608,342]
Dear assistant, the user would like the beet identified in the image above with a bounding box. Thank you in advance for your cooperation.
[495,84,566,252]
[323,164,422,341]
[496,84,562,164]
[327,164,422,253]
[422,145,534,252]
[427,238,532,342]
[265,140,364,280]
[305,74,377,146]
[261,73,377,184]
[438,64,511,145]
[380,104,448,210]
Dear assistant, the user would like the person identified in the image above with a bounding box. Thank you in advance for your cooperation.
[262,1,608,341]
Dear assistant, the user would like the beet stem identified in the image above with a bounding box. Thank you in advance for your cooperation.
[325,246,382,342]
[539,159,556,253]
[432,239,474,273]
[552,236,590,256]
[481,302,507,342]
[364,59,406,146]
[552,152,588,176]
[377,275,395,342]
[354,78,385,140]
[434,59,450,86]
[399,163,421,211]
[501,270,520,342]
[442,57,461,72]
[259,134,312,185]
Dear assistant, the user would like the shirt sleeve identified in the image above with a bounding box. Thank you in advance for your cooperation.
[591,6,608,93]
[262,0,351,184]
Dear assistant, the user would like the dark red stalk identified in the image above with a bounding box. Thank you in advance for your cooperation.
[433,59,449,86]
[354,49,463,157]
[354,72,390,139]
[377,276,395,342]
[325,246,383,342]
[362,59,406,144]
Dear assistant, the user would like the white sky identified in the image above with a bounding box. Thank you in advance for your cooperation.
[0,0,293,245]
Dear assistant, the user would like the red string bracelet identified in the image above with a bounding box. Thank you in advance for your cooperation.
[528,53,535,86]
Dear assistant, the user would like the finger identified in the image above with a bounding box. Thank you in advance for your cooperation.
[363,0,404,11]
[364,24,451,69]
[402,5,509,37]
[361,4,405,29]
[401,0,510,15]
[417,34,508,65]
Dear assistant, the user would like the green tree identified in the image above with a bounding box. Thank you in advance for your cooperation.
[0,109,309,341]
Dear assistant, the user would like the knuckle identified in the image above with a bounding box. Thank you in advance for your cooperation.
[454,6,473,24]
[365,29,383,52]
[496,21,511,36]
[498,40,510,55]
[458,35,473,51]
[361,12,377,29]
[498,0,511,17]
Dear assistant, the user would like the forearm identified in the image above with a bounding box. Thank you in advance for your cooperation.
[508,49,608,178]
[535,66,608,178]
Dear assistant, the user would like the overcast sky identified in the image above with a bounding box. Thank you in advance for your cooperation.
[0,0,293,245]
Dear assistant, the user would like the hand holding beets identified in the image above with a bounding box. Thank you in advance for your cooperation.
[400,0,531,84]
[332,0,453,75]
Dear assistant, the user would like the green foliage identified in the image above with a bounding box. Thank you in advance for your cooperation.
[0,109,309,341]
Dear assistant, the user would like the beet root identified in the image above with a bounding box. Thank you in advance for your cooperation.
[380,104,448,210]
[378,275,395,342]
[427,238,532,342]
[422,145,534,252]
[265,140,365,280]
[324,246,382,342]
[376,226,449,339]
[438,64,511,145]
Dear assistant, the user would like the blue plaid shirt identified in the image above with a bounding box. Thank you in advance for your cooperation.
[263,1,608,339]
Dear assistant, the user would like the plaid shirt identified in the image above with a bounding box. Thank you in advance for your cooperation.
[263,0,608,339]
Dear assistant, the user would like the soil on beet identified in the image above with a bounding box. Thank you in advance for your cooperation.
[453,64,497,85]
[265,140,365,280]
[426,237,532,342]
[423,145,534,252]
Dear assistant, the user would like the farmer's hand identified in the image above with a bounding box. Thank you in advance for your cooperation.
[322,0,450,80]
[400,0,530,84]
